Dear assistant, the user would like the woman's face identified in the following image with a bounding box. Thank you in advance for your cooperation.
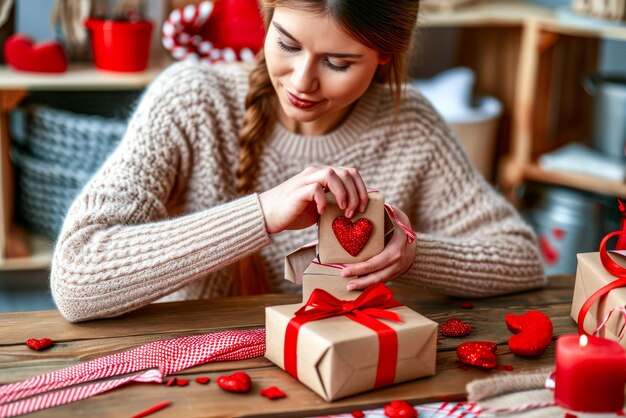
[265,7,383,136]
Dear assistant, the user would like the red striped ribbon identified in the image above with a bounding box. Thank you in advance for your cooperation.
[578,231,626,336]
[284,283,403,388]
[0,329,265,417]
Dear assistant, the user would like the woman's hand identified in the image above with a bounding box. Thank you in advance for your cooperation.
[340,205,416,290]
[259,166,369,234]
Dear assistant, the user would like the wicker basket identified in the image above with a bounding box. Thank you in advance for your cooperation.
[571,0,626,22]
[10,90,143,240]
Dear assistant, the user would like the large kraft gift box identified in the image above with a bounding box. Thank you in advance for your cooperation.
[269,236,437,401]
[265,293,438,401]
[571,252,626,347]
[318,190,388,264]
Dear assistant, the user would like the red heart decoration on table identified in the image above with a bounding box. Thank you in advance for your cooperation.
[260,386,286,399]
[440,318,472,337]
[216,371,251,393]
[505,310,553,357]
[456,341,498,369]
[195,376,210,384]
[4,34,68,73]
[383,400,418,418]
[25,338,54,351]
[332,216,373,257]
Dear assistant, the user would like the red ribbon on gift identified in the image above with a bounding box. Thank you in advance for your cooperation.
[284,283,403,388]
[578,231,626,336]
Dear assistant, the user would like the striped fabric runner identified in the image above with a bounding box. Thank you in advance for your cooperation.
[0,329,266,417]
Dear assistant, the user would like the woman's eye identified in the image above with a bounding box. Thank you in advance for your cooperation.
[324,59,350,73]
[277,40,300,53]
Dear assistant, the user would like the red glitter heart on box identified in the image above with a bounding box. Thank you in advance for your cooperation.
[25,338,54,351]
[332,216,373,257]
[505,310,553,357]
[440,318,472,337]
[383,400,417,418]
[456,341,498,369]
[216,371,251,393]
[260,386,286,399]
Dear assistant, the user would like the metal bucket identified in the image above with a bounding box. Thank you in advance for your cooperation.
[520,184,619,275]
[584,74,626,160]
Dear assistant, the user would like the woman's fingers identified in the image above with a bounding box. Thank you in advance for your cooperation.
[301,166,366,218]
[345,263,398,290]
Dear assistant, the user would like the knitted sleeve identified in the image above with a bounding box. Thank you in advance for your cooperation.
[50,63,271,322]
[396,108,546,297]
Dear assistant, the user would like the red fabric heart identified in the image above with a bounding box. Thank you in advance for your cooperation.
[332,216,374,257]
[195,376,210,384]
[4,34,67,73]
[25,338,54,351]
[383,400,417,418]
[260,386,286,400]
[216,371,251,393]
[505,310,553,357]
[456,341,498,369]
[440,318,472,337]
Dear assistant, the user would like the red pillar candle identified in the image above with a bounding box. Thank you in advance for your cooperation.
[555,334,626,412]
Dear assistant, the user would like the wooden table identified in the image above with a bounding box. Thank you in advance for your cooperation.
[0,276,576,417]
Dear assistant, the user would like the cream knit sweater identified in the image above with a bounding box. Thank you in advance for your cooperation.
[50,62,546,322]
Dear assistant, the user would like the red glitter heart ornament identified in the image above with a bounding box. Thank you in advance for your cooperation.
[505,310,553,357]
[260,386,286,399]
[440,318,472,337]
[216,371,251,393]
[332,216,373,257]
[456,341,498,369]
[25,338,53,351]
[383,400,418,418]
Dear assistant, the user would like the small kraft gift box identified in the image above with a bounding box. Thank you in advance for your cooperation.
[572,251,626,347]
[318,190,388,264]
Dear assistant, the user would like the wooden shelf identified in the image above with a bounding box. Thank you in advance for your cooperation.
[0,60,170,90]
[0,234,52,271]
[523,163,626,198]
[421,0,626,41]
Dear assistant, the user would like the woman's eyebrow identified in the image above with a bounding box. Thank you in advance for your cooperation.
[272,21,364,59]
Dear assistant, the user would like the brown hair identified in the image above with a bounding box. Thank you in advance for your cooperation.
[235,0,420,194]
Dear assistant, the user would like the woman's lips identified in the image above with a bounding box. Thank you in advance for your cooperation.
[285,90,321,109]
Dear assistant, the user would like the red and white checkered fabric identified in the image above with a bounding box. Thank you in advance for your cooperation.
[0,329,265,417]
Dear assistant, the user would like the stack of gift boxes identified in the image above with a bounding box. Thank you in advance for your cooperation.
[265,191,438,401]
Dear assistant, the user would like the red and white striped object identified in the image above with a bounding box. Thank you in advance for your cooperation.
[0,329,265,417]
[162,0,265,65]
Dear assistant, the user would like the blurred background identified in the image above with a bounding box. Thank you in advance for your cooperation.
[0,0,625,312]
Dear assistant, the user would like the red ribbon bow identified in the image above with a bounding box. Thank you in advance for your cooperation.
[284,283,403,388]
[578,231,626,336]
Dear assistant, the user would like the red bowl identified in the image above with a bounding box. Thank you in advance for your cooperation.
[85,18,153,72]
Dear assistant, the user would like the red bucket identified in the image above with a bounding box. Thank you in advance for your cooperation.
[85,18,153,72]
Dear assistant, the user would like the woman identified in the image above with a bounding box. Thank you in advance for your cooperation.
[50,0,545,322]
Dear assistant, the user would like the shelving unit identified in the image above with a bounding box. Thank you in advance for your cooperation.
[0,61,168,271]
[1,0,625,270]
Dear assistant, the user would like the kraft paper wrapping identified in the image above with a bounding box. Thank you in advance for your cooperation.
[265,303,437,401]
[318,191,392,264]
[571,252,626,346]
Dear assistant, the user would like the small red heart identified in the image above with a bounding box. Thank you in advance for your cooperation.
[25,338,54,351]
[383,400,417,418]
[165,377,177,386]
[176,378,189,386]
[505,310,553,357]
[260,386,286,399]
[456,341,498,369]
[440,318,472,337]
[195,376,210,384]
[216,371,251,393]
[539,235,559,265]
[4,34,67,73]
[352,411,365,418]
[460,302,474,309]
[332,216,373,257]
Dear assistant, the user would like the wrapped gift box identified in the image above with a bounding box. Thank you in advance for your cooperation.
[571,252,626,346]
[318,191,393,264]
[265,299,437,401]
